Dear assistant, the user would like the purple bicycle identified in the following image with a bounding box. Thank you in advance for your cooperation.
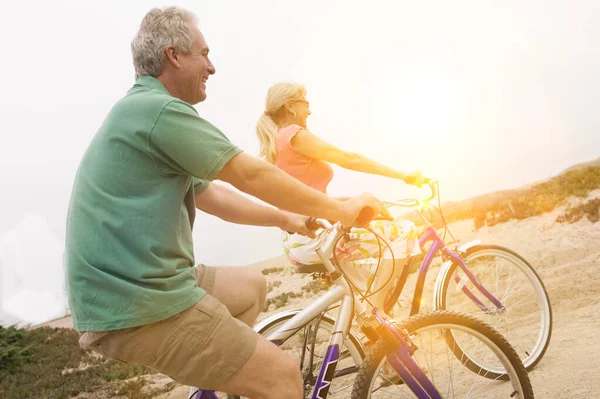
[379,180,552,377]
[190,181,538,398]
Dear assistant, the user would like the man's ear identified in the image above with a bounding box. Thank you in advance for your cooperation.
[165,46,181,69]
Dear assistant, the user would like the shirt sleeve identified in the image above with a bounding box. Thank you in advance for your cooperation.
[149,100,243,180]
[193,177,210,195]
[286,124,304,146]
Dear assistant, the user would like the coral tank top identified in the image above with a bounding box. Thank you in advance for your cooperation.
[274,124,333,193]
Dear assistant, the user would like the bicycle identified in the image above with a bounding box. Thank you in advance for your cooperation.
[189,196,535,398]
[271,179,552,378]
[379,180,552,375]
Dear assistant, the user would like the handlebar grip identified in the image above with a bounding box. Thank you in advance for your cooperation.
[305,216,321,231]
[357,206,376,224]
[305,217,335,231]
[404,175,417,185]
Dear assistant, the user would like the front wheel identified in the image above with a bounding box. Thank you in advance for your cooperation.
[351,311,534,399]
[438,245,552,375]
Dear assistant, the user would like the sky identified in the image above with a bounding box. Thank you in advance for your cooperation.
[1,0,599,325]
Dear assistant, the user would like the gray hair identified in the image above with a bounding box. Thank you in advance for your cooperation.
[131,7,198,78]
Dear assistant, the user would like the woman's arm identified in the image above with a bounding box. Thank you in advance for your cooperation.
[290,129,416,181]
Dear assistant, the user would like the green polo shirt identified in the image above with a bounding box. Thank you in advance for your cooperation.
[65,76,242,331]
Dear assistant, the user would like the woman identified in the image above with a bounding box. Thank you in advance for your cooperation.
[256,82,425,305]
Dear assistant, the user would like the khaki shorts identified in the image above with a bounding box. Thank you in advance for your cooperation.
[78,265,259,388]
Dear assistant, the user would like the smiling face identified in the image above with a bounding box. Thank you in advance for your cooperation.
[288,98,311,128]
[176,24,215,104]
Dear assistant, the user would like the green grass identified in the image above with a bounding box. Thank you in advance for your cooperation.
[266,280,282,293]
[301,280,329,294]
[0,325,163,399]
[264,291,304,311]
[261,267,285,275]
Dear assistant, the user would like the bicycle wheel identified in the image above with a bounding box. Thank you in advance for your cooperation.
[437,245,552,375]
[351,311,534,399]
[226,310,364,399]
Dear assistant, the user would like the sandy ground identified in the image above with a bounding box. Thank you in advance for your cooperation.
[42,190,600,398]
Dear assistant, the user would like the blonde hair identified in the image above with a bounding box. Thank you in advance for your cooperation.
[131,7,198,79]
[256,82,307,163]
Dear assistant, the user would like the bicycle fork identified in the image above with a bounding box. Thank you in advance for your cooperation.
[310,293,355,399]
[445,249,505,313]
[372,309,443,399]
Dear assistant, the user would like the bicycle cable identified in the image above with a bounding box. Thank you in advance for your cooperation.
[332,225,397,307]
[332,232,377,307]
[433,181,458,245]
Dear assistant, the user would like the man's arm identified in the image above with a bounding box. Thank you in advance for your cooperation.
[195,182,317,237]
[215,152,382,226]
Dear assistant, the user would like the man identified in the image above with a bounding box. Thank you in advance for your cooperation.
[65,7,385,399]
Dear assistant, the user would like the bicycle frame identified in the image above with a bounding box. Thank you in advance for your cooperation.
[260,180,512,398]
[263,223,357,399]
[384,225,505,318]
[192,185,517,399]
[262,223,446,399]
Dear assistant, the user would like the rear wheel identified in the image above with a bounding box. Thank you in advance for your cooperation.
[438,245,552,376]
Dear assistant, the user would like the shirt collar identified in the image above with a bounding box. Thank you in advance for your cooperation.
[135,75,170,95]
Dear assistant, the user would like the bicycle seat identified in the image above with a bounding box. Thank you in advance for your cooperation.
[295,263,328,274]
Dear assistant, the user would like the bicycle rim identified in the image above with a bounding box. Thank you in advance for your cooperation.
[440,245,552,372]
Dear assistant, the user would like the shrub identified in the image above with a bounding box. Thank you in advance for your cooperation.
[0,326,159,399]
[556,198,600,224]
[404,167,600,230]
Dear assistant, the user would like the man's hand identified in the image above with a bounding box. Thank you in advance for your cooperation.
[280,213,333,238]
[340,193,389,228]
[281,213,316,238]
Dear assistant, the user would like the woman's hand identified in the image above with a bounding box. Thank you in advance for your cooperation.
[403,171,427,188]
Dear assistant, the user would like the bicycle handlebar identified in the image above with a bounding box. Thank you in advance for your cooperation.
[305,216,333,231]
[304,179,438,231]
[383,179,438,208]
